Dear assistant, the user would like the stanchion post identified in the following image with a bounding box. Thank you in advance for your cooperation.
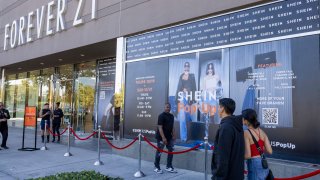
[134,133,145,178]
[94,126,104,166]
[64,122,73,157]
[204,136,208,180]
[40,120,48,150]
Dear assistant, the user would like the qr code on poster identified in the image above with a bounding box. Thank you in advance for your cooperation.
[262,108,278,125]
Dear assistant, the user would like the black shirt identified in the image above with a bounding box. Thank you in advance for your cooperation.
[155,112,174,141]
[53,108,64,123]
[41,109,51,120]
[0,109,10,126]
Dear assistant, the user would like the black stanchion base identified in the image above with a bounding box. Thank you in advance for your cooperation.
[18,147,40,151]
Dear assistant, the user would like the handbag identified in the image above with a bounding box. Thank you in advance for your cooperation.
[248,130,274,179]
[248,129,268,169]
[266,169,274,180]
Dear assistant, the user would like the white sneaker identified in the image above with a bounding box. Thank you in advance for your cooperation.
[154,168,163,174]
[165,167,177,173]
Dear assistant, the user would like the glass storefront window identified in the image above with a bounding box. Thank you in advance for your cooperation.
[55,65,74,127]
[27,70,40,107]
[74,61,96,132]
[4,75,16,118]
[39,68,54,109]
[16,73,27,119]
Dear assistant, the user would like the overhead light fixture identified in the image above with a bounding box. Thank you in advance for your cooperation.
[80,54,85,57]
[58,59,63,61]
[40,62,44,65]
[18,67,22,70]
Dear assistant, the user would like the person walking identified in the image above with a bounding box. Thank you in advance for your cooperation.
[40,103,52,143]
[242,109,273,180]
[211,98,244,180]
[0,102,10,149]
[154,103,177,174]
[52,102,64,143]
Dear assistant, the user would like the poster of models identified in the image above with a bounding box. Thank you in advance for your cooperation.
[168,53,198,142]
[168,51,229,142]
[97,58,116,132]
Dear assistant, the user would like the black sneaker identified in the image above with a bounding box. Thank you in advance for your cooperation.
[52,139,55,142]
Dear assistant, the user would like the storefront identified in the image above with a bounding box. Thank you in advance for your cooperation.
[0,0,319,164]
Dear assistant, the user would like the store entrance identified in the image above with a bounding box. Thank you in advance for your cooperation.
[55,62,96,133]
[73,62,96,133]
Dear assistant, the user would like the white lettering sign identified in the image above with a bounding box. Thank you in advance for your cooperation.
[3,0,98,51]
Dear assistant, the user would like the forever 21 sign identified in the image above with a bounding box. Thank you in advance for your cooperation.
[2,0,98,51]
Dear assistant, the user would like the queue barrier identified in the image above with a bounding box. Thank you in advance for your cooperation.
[48,127,68,137]
[39,125,320,179]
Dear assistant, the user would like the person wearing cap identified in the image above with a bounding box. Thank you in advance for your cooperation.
[175,61,197,142]
[39,103,52,143]
[0,102,10,149]
[211,98,244,180]
[52,102,64,143]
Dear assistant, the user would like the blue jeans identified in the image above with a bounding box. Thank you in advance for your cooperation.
[178,109,187,142]
[247,158,269,180]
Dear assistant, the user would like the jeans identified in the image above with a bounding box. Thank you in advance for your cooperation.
[178,109,187,142]
[247,158,269,180]
[154,140,174,169]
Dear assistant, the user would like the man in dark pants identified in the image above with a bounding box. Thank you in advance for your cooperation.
[52,102,64,143]
[0,102,10,149]
[154,103,177,174]
[211,98,244,180]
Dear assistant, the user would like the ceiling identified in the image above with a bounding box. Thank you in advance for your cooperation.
[3,39,117,75]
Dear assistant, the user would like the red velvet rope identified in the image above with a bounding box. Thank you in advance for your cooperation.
[101,132,138,150]
[48,128,68,137]
[70,128,97,141]
[143,136,201,155]
[274,169,320,180]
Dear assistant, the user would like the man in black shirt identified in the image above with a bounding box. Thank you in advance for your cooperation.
[52,102,64,143]
[154,103,177,174]
[0,102,10,149]
[211,98,244,180]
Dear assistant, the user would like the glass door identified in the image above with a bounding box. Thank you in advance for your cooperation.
[55,65,74,128]
[74,62,96,133]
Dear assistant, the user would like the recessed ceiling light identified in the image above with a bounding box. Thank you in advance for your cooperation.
[18,67,22,70]
[58,59,63,61]
[40,62,44,65]
[80,54,85,57]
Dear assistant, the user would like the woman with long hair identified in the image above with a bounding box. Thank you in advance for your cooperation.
[242,109,272,180]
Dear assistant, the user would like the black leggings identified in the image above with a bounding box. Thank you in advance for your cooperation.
[52,122,61,140]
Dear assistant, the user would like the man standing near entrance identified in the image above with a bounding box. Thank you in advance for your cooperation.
[0,102,10,149]
[52,102,64,143]
[211,98,244,180]
[154,103,177,174]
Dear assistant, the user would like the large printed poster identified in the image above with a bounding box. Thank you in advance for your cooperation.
[168,51,229,142]
[230,35,320,163]
[124,58,168,138]
[97,58,116,132]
